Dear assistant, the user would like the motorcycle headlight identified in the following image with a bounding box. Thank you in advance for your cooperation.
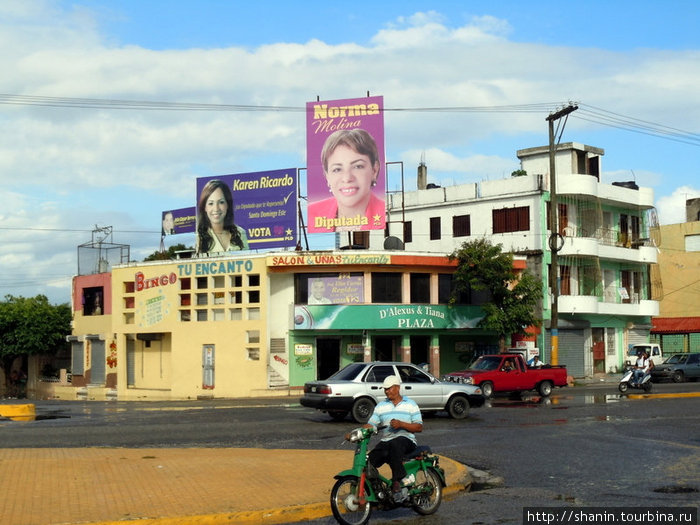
[348,428,364,442]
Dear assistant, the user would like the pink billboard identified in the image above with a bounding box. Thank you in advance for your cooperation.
[306,96,386,233]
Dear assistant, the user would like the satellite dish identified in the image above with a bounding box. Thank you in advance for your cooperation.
[383,236,405,250]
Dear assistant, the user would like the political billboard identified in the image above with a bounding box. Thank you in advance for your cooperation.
[306,96,386,233]
[195,169,297,254]
[161,207,196,236]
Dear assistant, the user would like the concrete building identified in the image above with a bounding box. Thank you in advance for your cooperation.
[373,142,660,376]
[53,250,529,400]
[652,198,700,352]
[49,141,666,400]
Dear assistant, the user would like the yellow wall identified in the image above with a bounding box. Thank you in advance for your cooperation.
[111,256,269,399]
[658,222,700,317]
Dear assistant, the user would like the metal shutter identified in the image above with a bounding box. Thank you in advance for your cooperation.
[91,340,106,385]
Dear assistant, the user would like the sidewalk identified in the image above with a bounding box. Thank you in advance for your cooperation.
[0,446,470,525]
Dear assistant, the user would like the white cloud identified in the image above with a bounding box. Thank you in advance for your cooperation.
[656,186,700,225]
[1,2,699,303]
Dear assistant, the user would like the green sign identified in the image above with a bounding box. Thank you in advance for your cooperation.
[293,304,484,330]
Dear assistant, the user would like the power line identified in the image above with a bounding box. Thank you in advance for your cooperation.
[2,93,697,147]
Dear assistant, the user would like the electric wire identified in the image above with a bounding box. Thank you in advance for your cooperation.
[1,94,697,147]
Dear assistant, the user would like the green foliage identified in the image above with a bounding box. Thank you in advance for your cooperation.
[144,243,193,261]
[0,295,72,381]
[449,239,541,347]
[511,169,527,177]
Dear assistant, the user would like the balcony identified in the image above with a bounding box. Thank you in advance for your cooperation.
[558,295,659,317]
[558,228,657,264]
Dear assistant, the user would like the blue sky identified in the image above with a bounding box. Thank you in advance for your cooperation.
[1,0,699,304]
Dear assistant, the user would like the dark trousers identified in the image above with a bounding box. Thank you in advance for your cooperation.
[368,436,416,483]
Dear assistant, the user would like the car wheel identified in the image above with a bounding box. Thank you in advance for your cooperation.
[446,395,469,419]
[351,398,375,424]
[672,370,684,383]
[480,381,494,398]
[538,381,553,397]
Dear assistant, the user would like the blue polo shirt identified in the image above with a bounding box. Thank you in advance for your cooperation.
[368,396,422,444]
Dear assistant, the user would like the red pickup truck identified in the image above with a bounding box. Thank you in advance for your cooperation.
[443,353,568,397]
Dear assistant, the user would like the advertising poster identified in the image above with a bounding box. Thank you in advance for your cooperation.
[195,169,297,253]
[307,274,364,304]
[161,207,196,236]
[306,96,386,233]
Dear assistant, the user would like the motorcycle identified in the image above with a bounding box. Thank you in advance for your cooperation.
[330,426,446,525]
[618,365,653,393]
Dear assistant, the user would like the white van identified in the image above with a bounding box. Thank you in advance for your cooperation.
[625,344,662,366]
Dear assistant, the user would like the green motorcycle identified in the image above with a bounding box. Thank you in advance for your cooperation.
[330,426,446,525]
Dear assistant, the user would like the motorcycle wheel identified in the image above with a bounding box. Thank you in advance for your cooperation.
[412,468,443,516]
[330,476,372,525]
[643,381,653,393]
[618,382,628,393]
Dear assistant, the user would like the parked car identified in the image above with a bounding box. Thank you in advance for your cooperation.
[443,353,568,398]
[650,353,700,383]
[300,361,485,423]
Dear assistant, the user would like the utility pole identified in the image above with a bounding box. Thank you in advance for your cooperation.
[546,104,578,365]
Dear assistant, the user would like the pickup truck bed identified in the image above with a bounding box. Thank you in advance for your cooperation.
[443,353,568,397]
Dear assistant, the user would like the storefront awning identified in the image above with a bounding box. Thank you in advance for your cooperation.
[651,317,700,334]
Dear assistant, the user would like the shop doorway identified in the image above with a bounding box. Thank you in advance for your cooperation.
[316,338,340,379]
[410,336,430,367]
[374,336,396,362]
[592,328,605,373]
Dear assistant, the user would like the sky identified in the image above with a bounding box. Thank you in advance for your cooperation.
[1,0,699,305]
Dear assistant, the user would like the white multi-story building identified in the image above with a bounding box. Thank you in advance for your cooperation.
[368,142,660,377]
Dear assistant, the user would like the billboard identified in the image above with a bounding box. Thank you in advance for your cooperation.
[306,96,386,233]
[161,207,196,236]
[307,274,364,304]
[195,169,297,254]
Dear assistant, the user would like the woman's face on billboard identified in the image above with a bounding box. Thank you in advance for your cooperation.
[205,187,228,228]
[324,144,379,213]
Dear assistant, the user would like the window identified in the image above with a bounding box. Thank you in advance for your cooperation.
[82,287,104,316]
[403,221,413,243]
[438,274,470,304]
[364,365,395,383]
[429,217,441,240]
[453,215,470,237]
[352,231,369,248]
[493,206,530,234]
[371,273,402,303]
[248,274,260,287]
[410,273,430,304]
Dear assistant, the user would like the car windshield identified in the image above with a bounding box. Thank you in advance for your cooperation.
[664,355,687,364]
[470,356,502,371]
[328,363,366,381]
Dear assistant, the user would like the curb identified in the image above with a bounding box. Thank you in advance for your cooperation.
[0,403,35,421]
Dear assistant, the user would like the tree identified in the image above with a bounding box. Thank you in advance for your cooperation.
[144,243,194,261]
[0,295,72,396]
[449,239,541,352]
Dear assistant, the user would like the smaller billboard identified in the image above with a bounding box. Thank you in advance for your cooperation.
[161,207,196,236]
[307,275,364,304]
